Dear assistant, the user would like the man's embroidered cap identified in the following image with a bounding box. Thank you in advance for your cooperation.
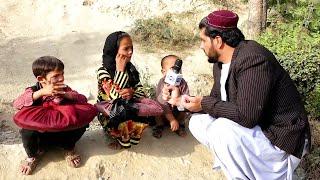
[206,10,239,29]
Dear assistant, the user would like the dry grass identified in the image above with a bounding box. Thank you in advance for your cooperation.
[299,118,320,179]
[82,0,95,6]
[130,11,199,52]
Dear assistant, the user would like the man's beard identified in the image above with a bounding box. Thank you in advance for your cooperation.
[207,56,218,63]
[205,49,219,63]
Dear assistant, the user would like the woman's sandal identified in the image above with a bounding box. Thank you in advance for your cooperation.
[64,150,81,168]
[130,137,141,145]
[116,138,131,149]
[152,126,164,139]
[20,157,38,175]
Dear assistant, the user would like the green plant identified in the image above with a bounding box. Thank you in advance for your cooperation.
[260,2,320,177]
[138,66,156,99]
[268,0,320,33]
[279,51,320,100]
[259,1,320,118]
[306,85,320,119]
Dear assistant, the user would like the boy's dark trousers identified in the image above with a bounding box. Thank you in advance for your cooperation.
[20,127,86,158]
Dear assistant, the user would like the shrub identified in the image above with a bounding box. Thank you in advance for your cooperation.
[258,1,320,118]
[259,3,320,177]
[306,85,320,119]
[130,12,198,51]
[137,66,156,99]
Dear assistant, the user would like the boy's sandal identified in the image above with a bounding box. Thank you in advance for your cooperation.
[20,148,44,175]
[116,138,131,149]
[175,125,187,137]
[65,150,81,168]
[20,157,38,175]
[152,126,164,139]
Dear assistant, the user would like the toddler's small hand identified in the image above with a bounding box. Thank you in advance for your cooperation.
[170,120,179,132]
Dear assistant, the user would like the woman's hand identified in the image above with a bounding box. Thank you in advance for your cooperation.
[116,53,130,72]
[102,79,113,94]
[118,88,134,100]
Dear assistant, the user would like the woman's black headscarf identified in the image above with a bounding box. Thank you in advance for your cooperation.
[102,31,140,87]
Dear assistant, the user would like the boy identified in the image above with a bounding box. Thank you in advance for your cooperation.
[153,55,189,138]
[13,56,96,175]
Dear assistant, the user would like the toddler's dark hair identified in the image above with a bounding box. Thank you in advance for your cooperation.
[161,55,179,68]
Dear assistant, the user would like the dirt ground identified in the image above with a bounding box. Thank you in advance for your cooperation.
[0,0,230,179]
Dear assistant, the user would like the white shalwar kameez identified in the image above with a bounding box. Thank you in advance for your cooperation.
[189,62,306,180]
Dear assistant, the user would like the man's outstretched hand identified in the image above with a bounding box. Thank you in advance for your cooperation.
[182,95,203,112]
[162,84,203,112]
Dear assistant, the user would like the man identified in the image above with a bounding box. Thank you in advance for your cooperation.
[162,10,310,180]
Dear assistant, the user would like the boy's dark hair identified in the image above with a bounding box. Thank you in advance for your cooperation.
[198,17,245,48]
[161,55,180,68]
[32,56,64,77]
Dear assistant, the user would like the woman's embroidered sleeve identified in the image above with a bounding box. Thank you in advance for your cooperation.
[133,82,145,98]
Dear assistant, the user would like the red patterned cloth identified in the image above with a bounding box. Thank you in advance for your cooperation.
[13,86,97,132]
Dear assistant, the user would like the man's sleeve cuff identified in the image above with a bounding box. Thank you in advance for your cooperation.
[201,96,216,115]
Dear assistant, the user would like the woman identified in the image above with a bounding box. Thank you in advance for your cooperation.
[96,31,162,149]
